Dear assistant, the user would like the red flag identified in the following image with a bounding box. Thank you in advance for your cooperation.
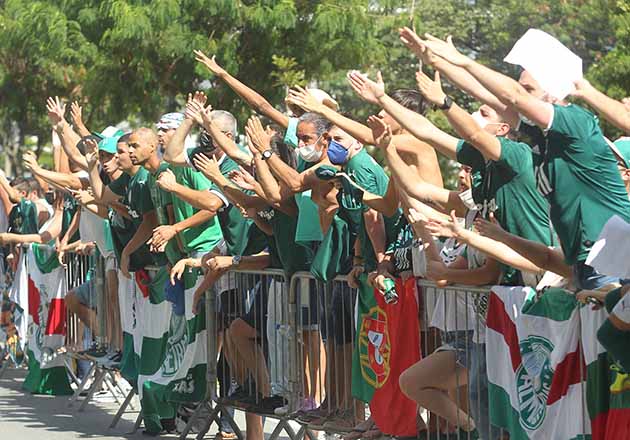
[369,277,421,437]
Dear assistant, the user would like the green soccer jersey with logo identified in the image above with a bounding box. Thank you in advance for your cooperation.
[61,194,79,242]
[109,170,156,270]
[457,137,554,284]
[8,198,39,234]
[268,208,310,276]
[339,148,401,272]
[171,166,223,254]
[524,104,630,264]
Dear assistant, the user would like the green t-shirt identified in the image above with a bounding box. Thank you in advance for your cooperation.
[171,166,223,254]
[210,155,268,256]
[269,209,310,276]
[457,137,554,284]
[109,170,155,270]
[147,162,182,265]
[528,104,630,264]
[8,198,39,234]
[339,148,401,271]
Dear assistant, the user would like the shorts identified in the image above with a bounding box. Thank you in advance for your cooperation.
[435,330,475,369]
[317,281,354,346]
[74,278,97,310]
[240,278,269,338]
[296,278,320,331]
[105,255,117,272]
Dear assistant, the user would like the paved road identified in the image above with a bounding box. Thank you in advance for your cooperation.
[0,367,294,440]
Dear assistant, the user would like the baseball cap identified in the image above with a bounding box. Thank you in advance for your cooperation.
[98,132,124,154]
[156,112,185,130]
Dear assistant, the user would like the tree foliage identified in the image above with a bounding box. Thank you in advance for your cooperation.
[0,0,628,184]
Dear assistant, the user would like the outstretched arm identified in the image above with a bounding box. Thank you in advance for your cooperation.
[164,92,207,166]
[23,153,85,191]
[46,97,86,170]
[420,34,553,130]
[195,50,289,128]
[399,27,518,126]
[347,71,460,159]
[572,79,630,133]
[415,70,502,161]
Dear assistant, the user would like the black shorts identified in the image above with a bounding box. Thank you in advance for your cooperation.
[317,281,355,346]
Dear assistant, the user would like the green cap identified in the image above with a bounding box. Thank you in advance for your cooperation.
[98,131,124,154]
[611,137,630,169]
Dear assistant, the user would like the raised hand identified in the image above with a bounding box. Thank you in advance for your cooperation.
[156,168,177,192]
[399,27,426,58]
[416,70,446,107]
[229,167,257,191]
[346,70,385,104]
[46,96,67,128]
[74,189,95,206]
[84,138,99,167]
[185,100,212,127]
[23,151,41,173]
[70,102,85,127]
[473,212,505,240]
[424,210,462,238]
[187,91,208,109]
[422,34,470,67]
[366,115,393,150]
[192,153,221,181]
[194,50,227,77]
[570,78,594,99]
[245,115,272,153]
[285,86,326,114]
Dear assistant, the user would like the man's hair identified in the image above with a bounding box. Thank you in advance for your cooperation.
[298,112,332,137]
[27,178,42,197]
[210,110,238,138]
[11,177,29,193]
[390,89,429,115]
[118,133,132,144]
[270,134,297,169]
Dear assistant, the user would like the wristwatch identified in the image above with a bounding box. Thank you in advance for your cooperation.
[438,95,453,111]
[232,255,242,266]
[261,150,274,160]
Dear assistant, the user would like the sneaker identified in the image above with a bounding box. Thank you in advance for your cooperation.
[251,395,288,415]
[296,406,332,424]
[322,415,356,433]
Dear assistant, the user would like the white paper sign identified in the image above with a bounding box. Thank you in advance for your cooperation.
[504,29,583,100]
[585,215,630,278]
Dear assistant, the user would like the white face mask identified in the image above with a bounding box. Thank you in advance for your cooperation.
[298,135,323,162]
[471,111,488,129]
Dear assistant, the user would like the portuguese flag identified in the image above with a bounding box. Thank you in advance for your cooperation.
[352,274,420,437]
[22,244,72,395]
[486,286,587,440]
[581,306,630,440]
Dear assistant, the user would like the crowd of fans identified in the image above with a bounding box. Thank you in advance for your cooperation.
[1,27,629,439]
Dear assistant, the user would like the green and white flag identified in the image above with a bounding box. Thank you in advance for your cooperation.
[22,245,73,395]
[486,286,588,440]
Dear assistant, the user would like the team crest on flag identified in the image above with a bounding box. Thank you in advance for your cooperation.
[516,335,555,430]
[161,313,188,377]
[358,305,391,389]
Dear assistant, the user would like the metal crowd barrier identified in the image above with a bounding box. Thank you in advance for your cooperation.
[183,271,592,440]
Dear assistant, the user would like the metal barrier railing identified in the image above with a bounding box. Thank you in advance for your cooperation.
[188,271,591,440]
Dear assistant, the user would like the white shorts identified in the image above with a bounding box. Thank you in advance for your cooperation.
[612,291,630,324]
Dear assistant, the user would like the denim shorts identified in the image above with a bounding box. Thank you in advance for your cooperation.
[436,330,475,369]
[74,278,97,310]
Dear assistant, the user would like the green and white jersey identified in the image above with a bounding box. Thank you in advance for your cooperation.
[521,104,630,264]
[268,208,310,276]
[8,198,39,234]
[147,162,182,266]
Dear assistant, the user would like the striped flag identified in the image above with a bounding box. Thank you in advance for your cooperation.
[486,286,588,440]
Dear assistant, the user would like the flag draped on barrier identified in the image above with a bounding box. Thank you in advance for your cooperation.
[22,245,73,395]
[486,286,587,440]
[352,274,420,437]
[581,306,630,440]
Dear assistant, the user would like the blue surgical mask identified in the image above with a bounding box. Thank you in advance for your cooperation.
[327,139,349,165]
